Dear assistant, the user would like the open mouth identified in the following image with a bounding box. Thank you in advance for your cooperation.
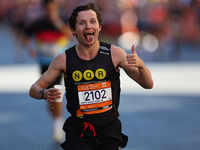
[84,32,94,42]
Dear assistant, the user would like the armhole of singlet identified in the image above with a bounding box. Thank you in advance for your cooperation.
[65,46,75,75]
[100,41,111,50]
[100,41,118,73]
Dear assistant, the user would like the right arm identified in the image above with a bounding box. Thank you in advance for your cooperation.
[29,53,66,102]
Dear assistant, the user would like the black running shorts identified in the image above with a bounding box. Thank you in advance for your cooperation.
[61,116,128,150]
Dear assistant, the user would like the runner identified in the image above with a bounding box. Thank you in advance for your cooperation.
[29,3,153,150]
[24,0,71,143]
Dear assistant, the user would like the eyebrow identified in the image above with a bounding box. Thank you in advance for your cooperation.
[77,17,97,22]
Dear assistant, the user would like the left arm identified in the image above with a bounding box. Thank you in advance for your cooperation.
[111,45,153,89]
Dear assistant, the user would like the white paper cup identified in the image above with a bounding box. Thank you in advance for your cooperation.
[54,85,65,102]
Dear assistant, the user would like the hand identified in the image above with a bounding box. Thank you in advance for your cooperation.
[126,45,140,68]
[44,88,61,102]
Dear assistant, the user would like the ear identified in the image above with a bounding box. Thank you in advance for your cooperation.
[70,28,76,36]
[99,26,102,31]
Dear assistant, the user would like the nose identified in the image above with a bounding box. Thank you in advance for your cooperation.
[85,22,91,28]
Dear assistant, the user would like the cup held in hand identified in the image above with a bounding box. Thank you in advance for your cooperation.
[54,85,65,102]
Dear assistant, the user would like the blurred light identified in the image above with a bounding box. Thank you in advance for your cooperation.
[142,34,158,52]
[118,31,140,50]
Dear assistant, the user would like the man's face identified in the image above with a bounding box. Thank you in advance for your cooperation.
[71,10,102,46]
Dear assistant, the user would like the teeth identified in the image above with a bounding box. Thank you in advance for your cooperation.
[84,32,94,35]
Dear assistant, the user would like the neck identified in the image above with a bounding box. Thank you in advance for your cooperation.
[76,41,100,60]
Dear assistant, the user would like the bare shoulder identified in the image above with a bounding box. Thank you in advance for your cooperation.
[56,52,66,61]
[110,44,127,68]
[51,52,66,73]
[111,44,127,58]
[111,44,124,52]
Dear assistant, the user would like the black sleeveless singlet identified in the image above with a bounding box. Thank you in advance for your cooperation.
[64,42,121,126]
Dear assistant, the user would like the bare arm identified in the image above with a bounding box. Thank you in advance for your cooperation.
[54,19,72,37]
[48,10,72,37]
[111,45,153,89]
[29,53,66,102]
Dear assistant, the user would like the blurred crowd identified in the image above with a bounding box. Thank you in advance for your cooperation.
[0,0,200,61]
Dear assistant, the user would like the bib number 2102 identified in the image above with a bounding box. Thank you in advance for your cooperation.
[84,89,106,101]
[77,81,112,105]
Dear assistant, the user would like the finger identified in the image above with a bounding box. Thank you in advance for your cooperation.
[47,94,61,101]
[126,63,137,67]
[48,88,61,95]
[127,60,137,64]
[126,59,138,67]
[48,92,61,97]
[131,45,136,54]
[126,54,137,60]
[48,88,59,92]
[48,94,61,98]
[48,99,59,103]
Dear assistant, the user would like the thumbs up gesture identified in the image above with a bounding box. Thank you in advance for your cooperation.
[126,45,140,68]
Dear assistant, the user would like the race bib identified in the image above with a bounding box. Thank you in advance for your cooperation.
[77,81,112,115]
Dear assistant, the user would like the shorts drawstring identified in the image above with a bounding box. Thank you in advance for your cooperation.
[80,122,96,138]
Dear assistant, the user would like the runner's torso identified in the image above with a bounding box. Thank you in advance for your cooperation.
[64,42,120,126]
[25,17,69,65]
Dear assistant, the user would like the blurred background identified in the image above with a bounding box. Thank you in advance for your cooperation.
[0,0,200,150]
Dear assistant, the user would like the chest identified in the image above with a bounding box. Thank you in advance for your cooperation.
[68,57,113,82]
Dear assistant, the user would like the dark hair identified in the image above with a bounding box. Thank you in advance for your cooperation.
[68,3,102,30]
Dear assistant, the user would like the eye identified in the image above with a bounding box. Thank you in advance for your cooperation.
[91,20,96,24]
[79,21,85,25]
